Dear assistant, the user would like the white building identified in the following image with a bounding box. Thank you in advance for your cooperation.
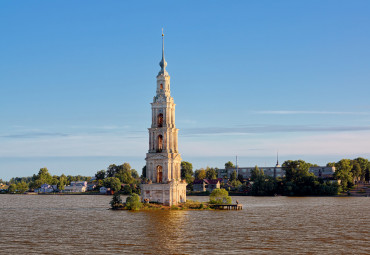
[140,32,187,206]
[309,166,336,179]
[64,181,87,193]
[218,164,335,180]
[35,183,57,193]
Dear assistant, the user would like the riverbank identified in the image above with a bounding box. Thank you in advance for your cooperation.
[3,183,369,197]
[2,192,369,197]
[22,191,106,195]
[187,191,248,196]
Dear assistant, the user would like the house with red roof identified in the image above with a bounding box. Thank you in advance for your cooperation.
[193,179,221,192]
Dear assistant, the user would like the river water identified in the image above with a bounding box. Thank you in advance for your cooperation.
[0,195,369,254]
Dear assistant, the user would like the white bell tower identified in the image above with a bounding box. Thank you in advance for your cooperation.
[141,30,187,206]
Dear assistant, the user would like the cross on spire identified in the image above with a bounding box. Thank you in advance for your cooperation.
[158,28,168,75]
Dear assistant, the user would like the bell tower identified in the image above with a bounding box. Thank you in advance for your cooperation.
[141,30,187,206]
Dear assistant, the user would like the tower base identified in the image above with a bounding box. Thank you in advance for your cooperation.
[141,180,187,206]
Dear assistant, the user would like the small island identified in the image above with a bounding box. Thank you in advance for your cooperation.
[110,188,242,211]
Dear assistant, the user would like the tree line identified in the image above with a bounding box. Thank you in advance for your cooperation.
[3,157,369,196]
[6,168,92,194]
[178,158,370,196]
[94,163,141,194]
[234,158,370,196]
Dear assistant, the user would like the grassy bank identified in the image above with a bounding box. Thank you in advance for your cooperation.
[112,199,211,211]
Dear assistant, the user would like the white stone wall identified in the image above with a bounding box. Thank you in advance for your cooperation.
[141,181,187,206]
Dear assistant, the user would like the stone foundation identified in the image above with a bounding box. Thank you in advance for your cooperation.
[141,180,187,206]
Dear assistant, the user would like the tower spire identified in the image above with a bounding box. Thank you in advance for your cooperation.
[276,151,280,167]
[158,28,168,75]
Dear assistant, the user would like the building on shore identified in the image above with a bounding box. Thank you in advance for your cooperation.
[100,187,108,194]
[218,165,336,180]
[64,181,87,193]
[34,183,57,193]
[140,31,187,206]
[193,179,222,192]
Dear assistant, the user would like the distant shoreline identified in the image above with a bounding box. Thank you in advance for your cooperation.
[2,192,368,197]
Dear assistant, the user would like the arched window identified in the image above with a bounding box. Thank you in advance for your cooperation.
[157,113,163,127]
[157,135,163,152]
[160,83,163,89]
[157,165,163,183]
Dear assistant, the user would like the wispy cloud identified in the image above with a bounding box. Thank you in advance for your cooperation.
[0,133,147,157]
[182,125,370,135]
[0,132,70,139]
[251,110,370,115]
[0,125,147,139]
[180,131,370,158]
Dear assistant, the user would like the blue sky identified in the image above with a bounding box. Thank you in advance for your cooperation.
[1,1,370,180]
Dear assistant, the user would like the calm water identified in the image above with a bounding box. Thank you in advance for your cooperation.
[0,195,369,254]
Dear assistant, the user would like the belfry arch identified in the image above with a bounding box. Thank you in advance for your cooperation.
[157,135,163,152]
[157,113,163,127]
[156,165,163,183]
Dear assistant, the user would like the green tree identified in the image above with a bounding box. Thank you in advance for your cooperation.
[116,170,133,184]
[132,184,141,195]
[104,177,121,192]
[60,174,67,184]
[351,161,362,182]
[251,176,277,196]
[97,179,104,188]
[141,166,146,179]
[106,164,118,177]
[16,182,29,193]
[353,157,369,181]
[57,174,67,191]
[365,164,370,182]
[225,161,235,169]
[230,170,237,182]
[95,170,106,180]
[181,161,194,187]
[125,193,142,210]
[282,160,312,182]
[115,163,134,184]
[131,169,139,179]
[238,173,244,182]
[205,167,217,180]
[250,166,273,195]
[122,184,133,195]
[185,174,194,191]
[110,192,122,209]
[282,160,324,196]
[251,166,264,181]
[209,188,232,204]
[194,169,206,180]
[181,161,193,179]
[354,157,368,171]
[50,175,59,185]
[334,159,354,192]
[230,179,242,189]
[10,176,32,184]
[8,184,17,193]
[29,168,53,189]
